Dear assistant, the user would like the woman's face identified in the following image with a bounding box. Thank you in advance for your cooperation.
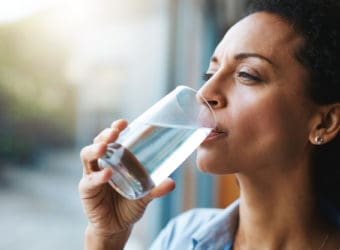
[197,12,317,175]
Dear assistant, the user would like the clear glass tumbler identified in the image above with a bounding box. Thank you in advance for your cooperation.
[98,85,216,199]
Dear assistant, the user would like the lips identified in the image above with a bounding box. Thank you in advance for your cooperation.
[203,128,226,142]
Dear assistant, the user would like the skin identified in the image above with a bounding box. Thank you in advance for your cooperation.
[79,119,175,249]
[197,12,314,175]
[197,12,340,249]
[79,12,340,250]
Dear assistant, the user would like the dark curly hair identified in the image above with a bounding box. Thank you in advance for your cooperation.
[246,0,340,227]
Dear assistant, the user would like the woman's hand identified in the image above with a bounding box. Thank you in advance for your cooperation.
[79,119,175,249]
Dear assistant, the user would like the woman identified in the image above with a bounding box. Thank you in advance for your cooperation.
[79,0,340,249]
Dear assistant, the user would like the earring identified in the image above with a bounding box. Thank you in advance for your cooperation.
[315,136,324,145]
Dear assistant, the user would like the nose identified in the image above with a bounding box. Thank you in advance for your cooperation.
[197,81,226,109]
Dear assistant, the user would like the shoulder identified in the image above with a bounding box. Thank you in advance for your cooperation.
[149,200,240,250]
[171,207,223,230]
[149,208,223,250]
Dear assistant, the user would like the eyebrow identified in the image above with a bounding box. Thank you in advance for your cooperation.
[235,53,274,65]
[210,53,274,65]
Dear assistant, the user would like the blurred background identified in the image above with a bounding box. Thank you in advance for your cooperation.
[0,0,246,249]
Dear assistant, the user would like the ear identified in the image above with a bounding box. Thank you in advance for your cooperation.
[309,103,340,145]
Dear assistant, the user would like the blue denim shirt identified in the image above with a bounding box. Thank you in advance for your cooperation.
[150,200,239,250]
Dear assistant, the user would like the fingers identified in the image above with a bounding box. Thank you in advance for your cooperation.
[142,178,176,203]
[78,168,113,198]
[93,119,128,144]
[80,143,107,175]
[111,119,128,130]
[81,119,128,175]
[93,128,118,144]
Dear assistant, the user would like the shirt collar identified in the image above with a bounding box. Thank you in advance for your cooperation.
[192,200,240,249]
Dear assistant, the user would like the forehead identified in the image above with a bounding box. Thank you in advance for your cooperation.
[214,12,304,65]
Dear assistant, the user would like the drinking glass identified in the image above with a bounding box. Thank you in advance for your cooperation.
[98,85,216,199]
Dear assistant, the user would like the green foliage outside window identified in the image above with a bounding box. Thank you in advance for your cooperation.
[0,16,76,165]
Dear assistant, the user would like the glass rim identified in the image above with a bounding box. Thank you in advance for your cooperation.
[175,85,217,129]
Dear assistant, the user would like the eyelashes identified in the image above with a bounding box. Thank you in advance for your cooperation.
[237,71,262,82]
[202,72,262,83]
[202,73,213,81]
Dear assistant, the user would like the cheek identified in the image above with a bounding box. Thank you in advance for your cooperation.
[228,93,276,143]
[233,94,309,164]
[237,102,286,138]
[195,88,312,173]
[235,87,298,134]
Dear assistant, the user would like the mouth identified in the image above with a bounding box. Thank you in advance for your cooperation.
[203,128,226,143]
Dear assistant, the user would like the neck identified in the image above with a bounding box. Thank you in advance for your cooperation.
[233,162,331,250]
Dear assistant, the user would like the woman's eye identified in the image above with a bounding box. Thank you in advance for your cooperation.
[202,73,214,81]
[237,71,262,82]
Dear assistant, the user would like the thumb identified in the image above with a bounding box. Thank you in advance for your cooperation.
[142,178,176,203]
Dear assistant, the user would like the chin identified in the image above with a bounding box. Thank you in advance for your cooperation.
[196,148,209,172]
[196,151,219,174]
[196,146,221,171]
[196,161,209,173]
[196,148,237,175]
